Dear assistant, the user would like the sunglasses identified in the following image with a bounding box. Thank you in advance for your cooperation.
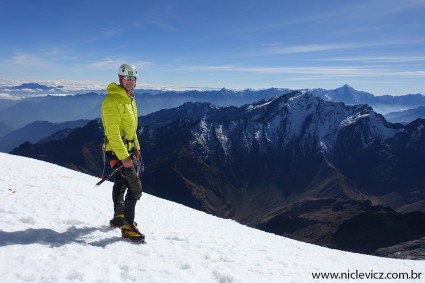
[122,75,137,81]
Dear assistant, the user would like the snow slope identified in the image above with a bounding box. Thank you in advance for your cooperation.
[0,152,424,283]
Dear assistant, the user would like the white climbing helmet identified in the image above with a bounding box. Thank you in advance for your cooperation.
[118,64,138,78]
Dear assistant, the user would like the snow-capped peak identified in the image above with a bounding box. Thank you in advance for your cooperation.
[189,92,401,156]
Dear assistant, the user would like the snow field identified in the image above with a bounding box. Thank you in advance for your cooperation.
[1,153,424,283]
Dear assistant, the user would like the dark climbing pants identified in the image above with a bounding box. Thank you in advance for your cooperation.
[113,166,142,224]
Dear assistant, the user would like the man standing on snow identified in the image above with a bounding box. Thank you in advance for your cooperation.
[101,63,144,243]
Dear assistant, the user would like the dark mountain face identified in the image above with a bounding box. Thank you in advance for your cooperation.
[334,211,425,254]
[11,91,425,257]
[332,118,425,198]
[0,119,90,152]
[12,120,104,175]
[140,93,423,203]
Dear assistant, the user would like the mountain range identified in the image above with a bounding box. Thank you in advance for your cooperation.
[0,119,90,152]
[0,92,104,133]
[1,84,425,138]
[385,106,425,124]
[11,91,425,258]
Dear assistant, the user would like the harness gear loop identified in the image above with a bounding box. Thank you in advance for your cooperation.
[98,135,142,185]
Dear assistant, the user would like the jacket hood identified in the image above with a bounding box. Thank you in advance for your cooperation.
[106,82,131,102]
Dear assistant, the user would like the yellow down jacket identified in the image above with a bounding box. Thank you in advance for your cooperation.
[101,82,140,160]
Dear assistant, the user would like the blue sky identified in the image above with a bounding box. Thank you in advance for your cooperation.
[1,0,424,95]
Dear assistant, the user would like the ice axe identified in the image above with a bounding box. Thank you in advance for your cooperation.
[95,164,124,187]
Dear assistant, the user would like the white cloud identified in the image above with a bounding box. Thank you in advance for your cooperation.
[182,64,374,75]
[394,70,425,77]
[5,53,48,66]
[178,64,425,81]
[260,44,353,55]
[319,56,425,63]
[255,41,412,56]
[88,59,154,71]
[0,78,107,91]
[0,77,185,93]
[88,58,122,70]
[0,93,22,100]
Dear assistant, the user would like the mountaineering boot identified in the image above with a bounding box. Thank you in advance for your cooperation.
[109,214,125,228]
[121,222,145,243]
